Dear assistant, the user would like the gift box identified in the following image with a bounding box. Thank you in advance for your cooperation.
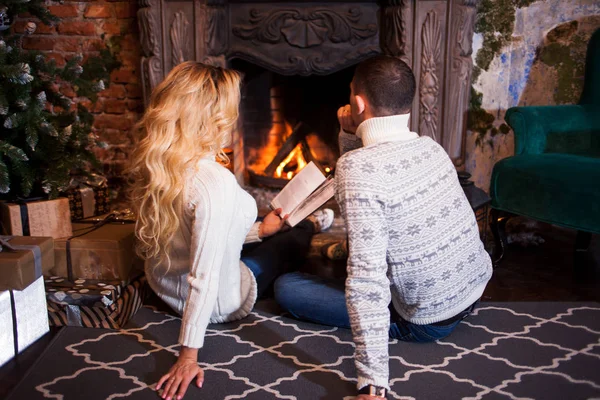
[0,198,73,239]
[46,275,148,329]
[0,236,55,291]
[45,276,122,308]
[61,174,110,221]
[0,277,50,367]
[64,185,110,221]
[50,222,143,281]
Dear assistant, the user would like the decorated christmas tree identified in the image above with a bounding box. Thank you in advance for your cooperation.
[0,0,119,199]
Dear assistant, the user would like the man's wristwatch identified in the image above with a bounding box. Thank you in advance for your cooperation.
[358,385,387,398]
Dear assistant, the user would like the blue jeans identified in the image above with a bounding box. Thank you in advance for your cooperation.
[274,272,476,342]
[242,220,315,299]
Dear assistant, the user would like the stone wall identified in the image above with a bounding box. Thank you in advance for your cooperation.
[16,0,143,189]
[466,0,600,192]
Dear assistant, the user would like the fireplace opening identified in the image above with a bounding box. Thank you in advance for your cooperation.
[231,59,355,188]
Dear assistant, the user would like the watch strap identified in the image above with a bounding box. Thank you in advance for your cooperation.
[358,385,387,398]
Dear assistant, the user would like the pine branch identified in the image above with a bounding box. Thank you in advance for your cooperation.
[0,159,9,193]
[0,140,28,160]
[24,123,38,150]
[0,1,121,198]
[4,0,60,27]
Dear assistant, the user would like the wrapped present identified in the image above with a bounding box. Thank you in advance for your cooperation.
[1,277,50,367]
[0,198,73,239]
[51,222,143,281]
[46,275,148,329]
[63,174,110,221]
[0,236,55,291]
[45,276,122,308]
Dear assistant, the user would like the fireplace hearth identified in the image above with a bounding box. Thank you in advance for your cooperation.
[138,0,479,185]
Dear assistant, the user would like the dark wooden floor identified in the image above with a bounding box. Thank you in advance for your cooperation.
[2,209,599,399]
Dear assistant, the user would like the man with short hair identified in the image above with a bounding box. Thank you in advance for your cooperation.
[275,55,492,399]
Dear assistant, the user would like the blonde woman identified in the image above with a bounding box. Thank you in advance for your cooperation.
[129,61,333,400]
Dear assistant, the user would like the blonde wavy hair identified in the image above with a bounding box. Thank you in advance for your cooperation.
[128,61,242,263]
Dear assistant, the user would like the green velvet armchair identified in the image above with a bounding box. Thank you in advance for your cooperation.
[490,28,600,265]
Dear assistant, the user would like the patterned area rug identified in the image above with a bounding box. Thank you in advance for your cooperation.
[7,301,600,400]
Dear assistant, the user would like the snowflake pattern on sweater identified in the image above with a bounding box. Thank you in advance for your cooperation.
[335,119,493,389]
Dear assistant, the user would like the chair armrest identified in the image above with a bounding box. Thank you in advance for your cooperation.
[505,105,600,155]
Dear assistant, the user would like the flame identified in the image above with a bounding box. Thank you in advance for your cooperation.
[274,143,308,179]
[325,167,331,173]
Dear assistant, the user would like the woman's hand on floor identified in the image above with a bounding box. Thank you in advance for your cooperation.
[156,347,204,400]
[259,208,288,239]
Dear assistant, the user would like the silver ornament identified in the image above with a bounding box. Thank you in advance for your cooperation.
[0,7,10,32]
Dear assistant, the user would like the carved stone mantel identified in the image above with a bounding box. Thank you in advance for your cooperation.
[137,0,479,181]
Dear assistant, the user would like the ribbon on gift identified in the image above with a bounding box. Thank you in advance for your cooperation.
[0,235,43,278]
[9,291,19,358]
[67,173,108,190]
[0,237,16,252]
[11,196,46,237]
[79,187,96,219]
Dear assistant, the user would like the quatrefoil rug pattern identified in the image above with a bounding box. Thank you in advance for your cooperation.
[7,301,600,400]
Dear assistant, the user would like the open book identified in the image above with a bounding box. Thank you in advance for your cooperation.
[270,162,335,227]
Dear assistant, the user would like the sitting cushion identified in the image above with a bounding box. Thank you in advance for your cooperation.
[491,153,600,234]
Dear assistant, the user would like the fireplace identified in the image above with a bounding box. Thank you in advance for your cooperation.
[232,59,354,187]
[137,0,478,185]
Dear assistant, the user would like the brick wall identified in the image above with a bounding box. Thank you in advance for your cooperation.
[16,0,143,192]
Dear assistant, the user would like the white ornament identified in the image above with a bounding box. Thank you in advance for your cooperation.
[37,91,47,105]
[92,80,105,92]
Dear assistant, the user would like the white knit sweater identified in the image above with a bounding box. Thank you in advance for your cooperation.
[145,158,261,349]
[336,114,493,390]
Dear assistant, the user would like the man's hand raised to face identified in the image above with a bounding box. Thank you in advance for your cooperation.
[337,105,358,135]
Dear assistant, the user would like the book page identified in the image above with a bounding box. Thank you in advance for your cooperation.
[270,162,325,216]
[286,178,335,227]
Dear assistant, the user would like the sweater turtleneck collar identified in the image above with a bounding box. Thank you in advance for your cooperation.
[355,113,418,147]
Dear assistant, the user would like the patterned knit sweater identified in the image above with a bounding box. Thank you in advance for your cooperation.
[145,158,262,349]
[335,114,493,390]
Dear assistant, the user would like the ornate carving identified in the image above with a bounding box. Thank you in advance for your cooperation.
[445,0,478,164]
[380,0,411,65]
[232,8,377,48]
[230,45,378,76]
[419,11,441,141]
[457,0,477,57]
[138,0,162,106]
[206,0,227,56]
[202,56,227,68]
[170,11,190,66]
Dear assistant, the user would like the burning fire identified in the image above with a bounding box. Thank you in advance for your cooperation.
[275,144,307,179]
